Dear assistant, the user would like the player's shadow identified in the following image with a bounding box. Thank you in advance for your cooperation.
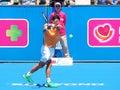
[32,84,45,89]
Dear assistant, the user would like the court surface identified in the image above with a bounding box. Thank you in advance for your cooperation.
[0,62,120,90]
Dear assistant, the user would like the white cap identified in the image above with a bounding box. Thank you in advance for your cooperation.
[54,2,61,7]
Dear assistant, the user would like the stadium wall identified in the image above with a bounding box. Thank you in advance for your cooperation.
[0,6,120,61]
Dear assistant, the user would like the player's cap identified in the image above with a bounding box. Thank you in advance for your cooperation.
[54,2,61,7]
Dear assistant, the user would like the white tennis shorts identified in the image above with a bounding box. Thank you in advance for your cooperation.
[40,45,55,62]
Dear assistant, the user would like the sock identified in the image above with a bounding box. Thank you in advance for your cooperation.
[47,78,51,83]
[26,72,31,76]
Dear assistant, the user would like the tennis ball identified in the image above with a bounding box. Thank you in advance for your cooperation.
[69,34,73,38]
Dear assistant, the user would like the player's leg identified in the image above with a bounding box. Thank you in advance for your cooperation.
[46,60,52,83]
[60,35,70,57]
[45,60,57,88]
[23,61,45,84]
[44,47,57,88]
[23,45,49,84]
[30,62,45,73]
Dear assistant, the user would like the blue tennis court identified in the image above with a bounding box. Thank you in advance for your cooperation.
[0,62,120,90]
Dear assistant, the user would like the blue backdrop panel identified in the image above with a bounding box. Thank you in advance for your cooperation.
[0,6,120,61]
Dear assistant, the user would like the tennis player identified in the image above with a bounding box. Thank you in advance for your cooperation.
[23,15,61,88]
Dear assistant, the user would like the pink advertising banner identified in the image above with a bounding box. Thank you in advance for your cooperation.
[88,18,120,47]
[0,19,29,47]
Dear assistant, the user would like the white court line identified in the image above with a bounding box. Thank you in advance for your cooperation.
[11,82,104,87]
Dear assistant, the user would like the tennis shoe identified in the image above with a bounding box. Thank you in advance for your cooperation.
[23,74,34,84]
[44,82,57,88]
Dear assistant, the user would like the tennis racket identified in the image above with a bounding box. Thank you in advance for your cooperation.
[42,12,48,23]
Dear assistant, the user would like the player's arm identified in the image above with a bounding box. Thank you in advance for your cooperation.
[43,24,53,31]
[55,24,61,30]
[43,23,61,31]
[43,24,49,31]
[50,23,61,30]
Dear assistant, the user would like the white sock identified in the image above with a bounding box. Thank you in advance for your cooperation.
[26,72,31,76]
[47,78,51,83]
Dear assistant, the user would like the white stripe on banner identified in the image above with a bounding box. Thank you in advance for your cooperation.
[51,58,73,66]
